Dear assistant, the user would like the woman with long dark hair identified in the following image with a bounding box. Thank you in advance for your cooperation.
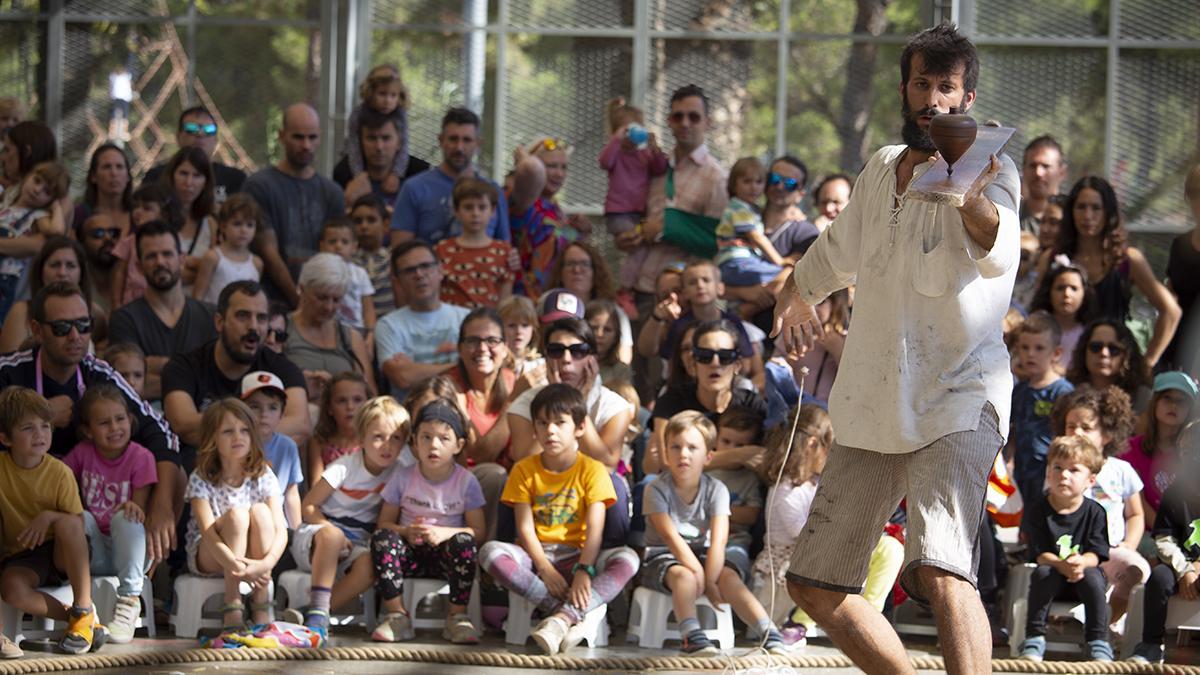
[74,143,133,235]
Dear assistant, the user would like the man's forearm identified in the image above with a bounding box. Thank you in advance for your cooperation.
[959,195,1000,252]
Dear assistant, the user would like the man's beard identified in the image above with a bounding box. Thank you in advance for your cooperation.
[91,246,117,271]
[220,328,259,364]
[900,98,939,153]
[146,267,180,291]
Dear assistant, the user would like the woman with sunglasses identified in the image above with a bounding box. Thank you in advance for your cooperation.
[508,137,591,298]
[1037,176,1180,367]
[507,317,633,471]
[643,319,766,475]
[762,156,820,260]
[1067,318,1151,406]
[0,236,103,353]
[160,146,216,293]
[447,308,517,468]
[73,143,132,240]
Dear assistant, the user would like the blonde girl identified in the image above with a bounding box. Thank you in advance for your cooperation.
[184,399,287,631]
[498,295,544,380]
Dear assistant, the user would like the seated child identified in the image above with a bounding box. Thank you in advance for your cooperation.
[289,396,408,640]
[750,405,901,645]
[350,194,396,316]
[371,402,485,644]
[1017,435,1112,662]
[241,371,303,529]
[1010,311,1075,504]
[1128,420,1200,664]
[710,407,766,549]
[184,399,288,631]
[479,384,639,655]
[62,385,157,644]
[0,387,106,657]
[714,158,787,293]
[104,342,147,400]
[435,177,516,308]
[1051,386,1147,630]
[305,371,370,485]
[642,410,787,656]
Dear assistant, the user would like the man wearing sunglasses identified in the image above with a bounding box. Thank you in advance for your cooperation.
[771,25,1020,675]
[621,85,728,311]
[0,281,183,565]
[142,106,246,205]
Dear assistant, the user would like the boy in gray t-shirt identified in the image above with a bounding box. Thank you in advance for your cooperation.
[641,411,787,656]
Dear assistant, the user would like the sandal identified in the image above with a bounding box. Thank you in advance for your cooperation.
[220,600,246,633]
[248,601,273,628]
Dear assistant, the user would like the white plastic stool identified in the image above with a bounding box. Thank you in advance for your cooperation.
[275,569,376,630]
[0,585,74,644]
[1122,586,1200,658]
[627,586,735,650]
[169,574,274,639]
[92,576,156,638]
[402,578,482,630]
[504,591,609,648]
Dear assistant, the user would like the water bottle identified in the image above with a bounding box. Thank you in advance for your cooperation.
[626,124,649,150]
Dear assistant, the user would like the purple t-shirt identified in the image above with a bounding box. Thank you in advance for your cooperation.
[380,463,485,528]
[62,440,158,535]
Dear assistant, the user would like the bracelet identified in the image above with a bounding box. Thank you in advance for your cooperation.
[571,563,596,578]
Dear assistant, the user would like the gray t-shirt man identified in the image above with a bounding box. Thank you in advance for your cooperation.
[242,166,344,276]
[643,472,730,549]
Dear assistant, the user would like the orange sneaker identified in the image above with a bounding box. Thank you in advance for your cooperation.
[59,606,108,654]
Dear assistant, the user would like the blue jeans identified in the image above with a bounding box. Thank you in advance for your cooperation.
[83,510,149,596]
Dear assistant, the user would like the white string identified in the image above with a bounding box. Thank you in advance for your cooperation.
[719,367,808,675]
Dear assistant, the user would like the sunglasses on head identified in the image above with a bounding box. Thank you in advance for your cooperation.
[540,138,568,152]
[1087,340,1126,356]
[767,172,800,192]
[47,317,92,337]
[670,110,703,124]
[545,342,591,359]
[181,121,218,137]
[692,346,739,366]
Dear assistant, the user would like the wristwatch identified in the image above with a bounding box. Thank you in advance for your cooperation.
[571,562,597,578]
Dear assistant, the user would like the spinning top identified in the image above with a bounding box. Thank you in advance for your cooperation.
[929,107,977,177]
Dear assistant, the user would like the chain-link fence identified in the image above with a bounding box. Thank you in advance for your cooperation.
[0,0,1196,261]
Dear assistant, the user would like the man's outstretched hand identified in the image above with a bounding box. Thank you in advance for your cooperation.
[770,275,824,359]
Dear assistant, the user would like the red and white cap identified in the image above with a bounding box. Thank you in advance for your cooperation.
[240,371,286,399]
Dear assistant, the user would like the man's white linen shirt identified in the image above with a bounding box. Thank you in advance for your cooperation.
[792,144,1020,454]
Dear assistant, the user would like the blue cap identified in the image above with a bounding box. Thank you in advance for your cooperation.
[1153,371,1198,400]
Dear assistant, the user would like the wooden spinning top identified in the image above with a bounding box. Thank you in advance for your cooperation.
[929,107,977,177]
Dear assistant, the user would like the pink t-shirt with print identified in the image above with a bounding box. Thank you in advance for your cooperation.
[63,440,158,534]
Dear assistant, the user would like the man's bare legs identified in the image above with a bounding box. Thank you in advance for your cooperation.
[788,580,914,675]
[916,566,991,675]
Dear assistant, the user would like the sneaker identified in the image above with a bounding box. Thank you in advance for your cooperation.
[442,613,480,644]
[1087,638,1113,661]
[1128,642,1164,664]
[681,628,720,657]
[530,615,569,655]
[107,595,141,644]
[561,617,592,653]
[1017,635,1045,662]
[0,635,22,659]
[779,620,807,648]
[59,606,108,654]
[279,607,305,625]
[762,628,790,655]
[371,611,414,642]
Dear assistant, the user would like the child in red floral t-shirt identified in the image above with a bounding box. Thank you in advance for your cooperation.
[435,177,517,308]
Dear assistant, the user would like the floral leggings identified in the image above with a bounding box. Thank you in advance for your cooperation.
[370,529,478,605]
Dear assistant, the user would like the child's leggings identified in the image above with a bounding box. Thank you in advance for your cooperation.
[1141,563,1185,645]
[371,530,477,606]
[1026,564,1109,642]
[478,541,639,624]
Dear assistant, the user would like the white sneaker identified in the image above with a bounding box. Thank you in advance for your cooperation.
[530,615,570,655]
[107,595,141,644]
[372,611,414,642]
[442,613,480,644]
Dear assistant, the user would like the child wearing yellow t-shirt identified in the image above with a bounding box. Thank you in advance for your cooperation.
[478,384,639,655]
[0,387,106,658]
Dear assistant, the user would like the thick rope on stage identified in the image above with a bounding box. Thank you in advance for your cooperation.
[0,646,1193,674]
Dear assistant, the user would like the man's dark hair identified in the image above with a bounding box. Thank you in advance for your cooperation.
[542,317,598,356]
[670,84,710,116]
[900,23,979,94]
[441,107,481,131]
[135,219,182,259]
[359,105,401,134]
[32,281,86,324]
[218,280,265,316]
[1023,135,1065,165]
[391,240,438,276]
[178,106,214,130]
[771,154,809,189]
[530,383,587,427]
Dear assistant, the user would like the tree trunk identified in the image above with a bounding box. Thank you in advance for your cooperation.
[838,0,890,173]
